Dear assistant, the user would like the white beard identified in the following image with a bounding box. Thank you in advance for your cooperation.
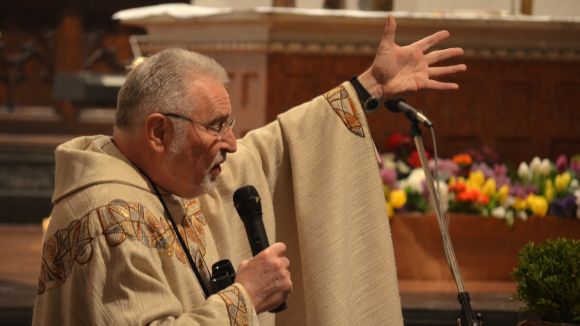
[194,151,224,196]
[198,173,217,194]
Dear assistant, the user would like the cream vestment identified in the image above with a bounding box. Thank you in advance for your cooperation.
[32,82,403,325]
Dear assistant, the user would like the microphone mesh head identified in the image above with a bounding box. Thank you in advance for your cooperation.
[233,185,261,220]
[384,99,403,113]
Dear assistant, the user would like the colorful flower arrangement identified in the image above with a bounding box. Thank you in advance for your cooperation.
[380,132,580,226]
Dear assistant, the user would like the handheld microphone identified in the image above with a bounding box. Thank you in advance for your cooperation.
[233,186,269,256]
[233,185,287,313]
[384,98,433,128]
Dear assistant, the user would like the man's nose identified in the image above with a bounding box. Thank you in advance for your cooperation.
[221,128,237,153]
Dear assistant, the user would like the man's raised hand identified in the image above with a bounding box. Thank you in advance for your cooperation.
[358,15,467,100]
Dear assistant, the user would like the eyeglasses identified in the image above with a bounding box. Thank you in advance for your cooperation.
[161,112,235,140]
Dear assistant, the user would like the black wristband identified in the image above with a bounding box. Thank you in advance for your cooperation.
[349,76,380,113]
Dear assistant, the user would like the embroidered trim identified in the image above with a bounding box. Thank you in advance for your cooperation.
[97,199,187,264]
[181,199,208,273]
[218,285,249,326]
[324,85,365,137]
[37,215,93,295]
[37,199,208,294]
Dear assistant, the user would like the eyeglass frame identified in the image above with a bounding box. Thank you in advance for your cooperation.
[160,112,235,140]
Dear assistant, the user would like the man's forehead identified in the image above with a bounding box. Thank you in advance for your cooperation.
[189,77,232,119]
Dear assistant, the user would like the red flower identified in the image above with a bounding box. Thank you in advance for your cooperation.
[457,191,471,202]
[479,194,490,205]
[449,182,466,193]
[408,149,430,168]
[386,132,411,151]
[456,189,480,202]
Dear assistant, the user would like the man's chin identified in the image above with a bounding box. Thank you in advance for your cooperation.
[178,173,219,198]
[190,177,218,197]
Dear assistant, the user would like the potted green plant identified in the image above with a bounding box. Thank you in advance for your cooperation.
[513,238,580,325]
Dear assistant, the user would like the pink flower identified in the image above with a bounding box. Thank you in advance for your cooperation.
[571,158,580,176]
[380,167,398,186]
[556,155,568,173]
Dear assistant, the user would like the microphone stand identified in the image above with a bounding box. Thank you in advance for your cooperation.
[407,120,483,326]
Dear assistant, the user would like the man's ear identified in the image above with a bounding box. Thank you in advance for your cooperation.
[145,113,172,154]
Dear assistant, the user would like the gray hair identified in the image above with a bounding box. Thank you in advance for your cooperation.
[115,48,229,132]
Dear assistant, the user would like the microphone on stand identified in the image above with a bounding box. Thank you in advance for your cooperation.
[385,99,482,324]
[233,185,287,313]
[384,98,433,128]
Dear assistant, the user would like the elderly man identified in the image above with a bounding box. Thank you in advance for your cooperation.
[33,16,465,325]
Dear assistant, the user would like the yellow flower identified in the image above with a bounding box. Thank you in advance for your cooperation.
[389,189,407,209]
[448,176,466,188]
[513,197,527,211]
[526,195,548,217]
[386,202,394,217]
[555,172,572,193]
[481,178,496,197]
[544,179,554,202]
[498,184,509,204]
[383,185,390,200]
[467,170,485,189]
[448,176,457,187]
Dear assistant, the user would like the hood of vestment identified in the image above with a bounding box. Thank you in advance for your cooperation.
[51,135,151,204]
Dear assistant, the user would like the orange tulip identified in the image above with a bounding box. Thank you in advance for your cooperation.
[452,153,473,166]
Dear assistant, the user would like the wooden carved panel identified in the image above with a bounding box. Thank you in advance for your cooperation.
[0,0,158,136]
[495,138,535,164]
[550,139,580,159]
[0,30,54,109]
[498,80,534,122]
[267,53,370,121]
[554,81,580,121]
[266,54,580,164]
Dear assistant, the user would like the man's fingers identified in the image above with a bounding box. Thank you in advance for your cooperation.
[236,242,292,313]
[426,48,465,64]
[413,30,450,52]
[426,80,460,90]
[280,256,290,269]
[268,242,287,256]
[238,259,249,269]
[255,242,286,259]
[428,64,467,77]
[381,15,397,45]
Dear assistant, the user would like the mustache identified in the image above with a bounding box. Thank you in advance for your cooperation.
[209,151,226,169]
[215,152,226,164]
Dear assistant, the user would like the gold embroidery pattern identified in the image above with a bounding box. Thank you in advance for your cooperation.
[324,85,365,137]
[37,199,209,294]
[218,286,249,326]
[37,215,93,295]
[181,199,208,273]
[97,199,187,264]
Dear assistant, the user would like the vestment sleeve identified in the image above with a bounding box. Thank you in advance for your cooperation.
[224,82,404,325]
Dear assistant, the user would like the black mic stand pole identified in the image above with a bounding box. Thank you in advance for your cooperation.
[407,119,482,326]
